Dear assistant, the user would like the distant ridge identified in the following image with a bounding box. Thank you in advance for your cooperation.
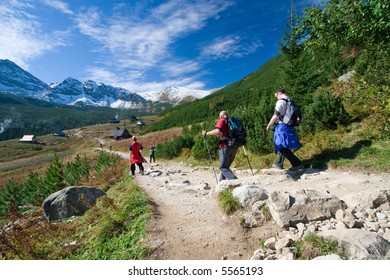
[0,59,212,109]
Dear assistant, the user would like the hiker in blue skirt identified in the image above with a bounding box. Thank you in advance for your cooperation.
[266,88,303,171]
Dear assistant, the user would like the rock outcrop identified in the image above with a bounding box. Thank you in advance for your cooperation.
[42,186,105,221]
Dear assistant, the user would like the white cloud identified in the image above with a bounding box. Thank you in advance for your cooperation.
[84,65,207,93]
[200,34,263,60]
[161,60,202,78]
[75,0,234,71]
[42,0,73,15]
[0,1,69,69]
[71,0,236,92]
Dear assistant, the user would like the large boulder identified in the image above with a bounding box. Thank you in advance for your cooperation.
[42,186,105,221]
[267,189,342,228]
[232,185,268,208]
[318,229,390,260]
[341,189,390,210]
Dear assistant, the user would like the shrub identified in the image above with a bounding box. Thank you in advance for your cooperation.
[0,152,120,218]
[64,155,91,185]
[300,92,350,134]
[217,189,242,215]
[292,233,346,260]
[156,135,195,159]
[261,205,272,221]
[192,135,219,160]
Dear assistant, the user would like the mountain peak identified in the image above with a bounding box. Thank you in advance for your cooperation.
[0,59,212,109]
[0,59,50,96]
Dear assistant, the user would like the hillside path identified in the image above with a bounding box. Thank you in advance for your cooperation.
[111,150,390,260]
[137,162,277,260]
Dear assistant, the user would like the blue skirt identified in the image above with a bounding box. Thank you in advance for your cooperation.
[274,123,302,154]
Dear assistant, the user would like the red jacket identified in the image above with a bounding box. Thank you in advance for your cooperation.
[129,141,144,164]
[215,117,229,148]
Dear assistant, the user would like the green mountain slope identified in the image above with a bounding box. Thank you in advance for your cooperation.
[145,0,389,172]
[147,55,286,132]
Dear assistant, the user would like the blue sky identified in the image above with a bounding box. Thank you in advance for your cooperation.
[0,0,319,93]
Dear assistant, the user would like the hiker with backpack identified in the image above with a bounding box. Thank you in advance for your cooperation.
[202,110,239,181]
[129,136,145,176]
[266,88,303,171]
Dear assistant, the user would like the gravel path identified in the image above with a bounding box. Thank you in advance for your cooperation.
[112,150,390,260]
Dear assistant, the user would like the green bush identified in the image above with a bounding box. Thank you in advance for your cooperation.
[300,92,350,134]
[0,152,119,217]
[156,135,195,159]
[292,233,346,260]
[64,155,91,185]
[0,180,22,214]
[193,135,219,160]
[94,151,121,174]
[217,189,242,215]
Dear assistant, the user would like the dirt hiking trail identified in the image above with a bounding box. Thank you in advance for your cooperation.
[113,150,389,260]
[135,161,277,260]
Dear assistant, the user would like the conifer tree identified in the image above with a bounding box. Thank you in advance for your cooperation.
[278,7,306,100]
[42,155,65,197]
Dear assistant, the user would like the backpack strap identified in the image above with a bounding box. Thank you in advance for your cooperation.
[278,98,291,122]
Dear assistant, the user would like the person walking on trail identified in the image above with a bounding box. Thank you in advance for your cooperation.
[202,110,239,181]
[266,88,303,171]
[129,136,145,176]
[149,146,156,163]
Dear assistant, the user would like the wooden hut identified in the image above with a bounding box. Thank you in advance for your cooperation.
[109,127,131,140]
[19,135,38,143]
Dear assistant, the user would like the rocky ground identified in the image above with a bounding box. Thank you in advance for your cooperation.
[122,155,390,260]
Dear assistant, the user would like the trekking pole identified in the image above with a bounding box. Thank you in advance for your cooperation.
[204,137,219,184]
[242,145,254,175]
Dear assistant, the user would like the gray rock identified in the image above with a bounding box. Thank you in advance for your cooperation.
[267,189,342,228]
[313,254,342,260]
[42,186,105,221]
[232,185,268,208]
[337,70,355,83]
[335,209,357,228]
[215,180,242,193]
[341,189,390,210]
[318,229,390,260]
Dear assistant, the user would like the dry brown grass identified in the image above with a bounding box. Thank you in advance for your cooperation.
[0,209,77,259]
[114,127,183,153]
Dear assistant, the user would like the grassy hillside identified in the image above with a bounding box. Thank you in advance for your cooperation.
[145,55,285,133]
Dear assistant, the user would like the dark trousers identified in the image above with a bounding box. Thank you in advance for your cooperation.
[275,152,285,168]
[279,148,301,167]
[131,162,144,175]
[150,155,155,162]
[219,145,239,181]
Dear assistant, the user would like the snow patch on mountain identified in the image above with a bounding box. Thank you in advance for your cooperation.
[0,59,214,109]
[139,86,211,104]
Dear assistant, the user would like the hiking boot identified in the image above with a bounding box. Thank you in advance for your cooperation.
[289,165,304,171]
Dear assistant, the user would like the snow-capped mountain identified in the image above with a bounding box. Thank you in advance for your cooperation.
[140,86,211,105]
[37,78,147,109]
[0,59,50,96]
[0,59,213,108]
